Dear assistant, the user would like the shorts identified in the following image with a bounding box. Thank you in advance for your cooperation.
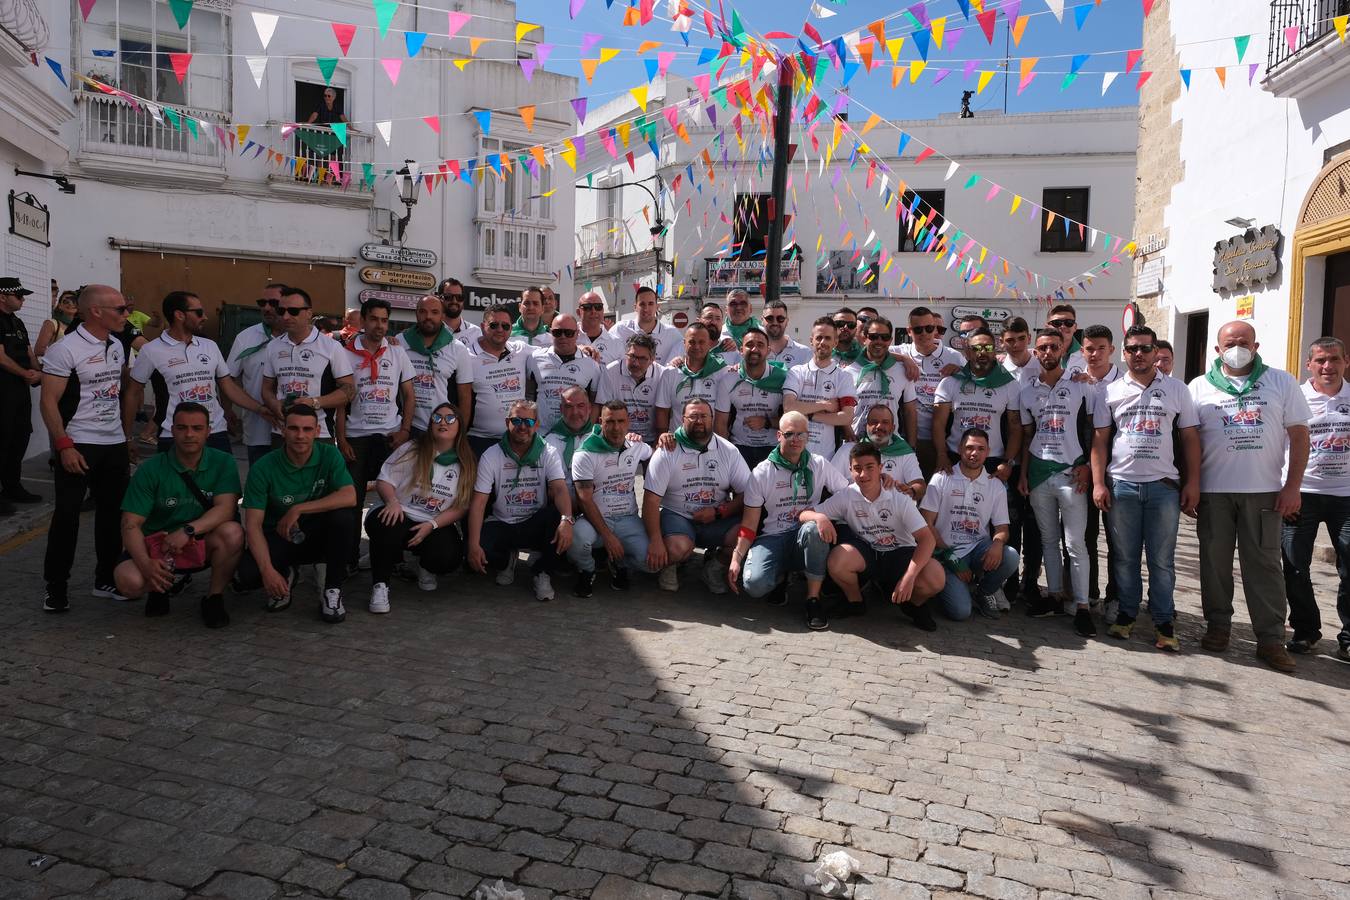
[660,508,738,549]
[118,549,208,576]
[836,524,916,590]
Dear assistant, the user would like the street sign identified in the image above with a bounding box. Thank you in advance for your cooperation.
[359,243,438,268]
[672,311,689,328]
[359,288,422,310]
[1136,256,1164,297]
[359,267,437,291]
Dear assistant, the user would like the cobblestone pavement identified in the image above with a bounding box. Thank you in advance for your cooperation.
[1,512,1349,900]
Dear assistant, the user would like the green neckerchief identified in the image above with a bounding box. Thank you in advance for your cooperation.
[857,353,899,394]
[402,326,454,357]
[511,318,549,340]
[934,546,970,575]
[957,363,1015,389]
[580,425,625,454]
[497,433,547,487]
[724,316,762,344]
[54,312,73,326]
[734,360,787,393]
[1027,455,1073,491]
[1204,354,1269,399]
[548,418,592,469]
[862,434,915,457]
[1066,335,1082,356]
[833,342,864,364]
[677,353,728,394]
[768,447,814,502]
[434,448,459,466]
[673,426,710,452]
[236,327,276,362]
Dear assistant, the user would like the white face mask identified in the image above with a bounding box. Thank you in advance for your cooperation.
[1221,346,1254,370]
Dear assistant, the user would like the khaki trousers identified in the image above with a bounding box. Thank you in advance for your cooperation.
[1197,491,1288,643]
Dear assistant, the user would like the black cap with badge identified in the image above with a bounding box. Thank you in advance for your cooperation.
[0,278,34,297]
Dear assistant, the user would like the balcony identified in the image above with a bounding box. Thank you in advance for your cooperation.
[474,219,556,285]
[1264,0,1350,95]
[576,216,638,263]
[75,90,228,185]
[263,123,375,207]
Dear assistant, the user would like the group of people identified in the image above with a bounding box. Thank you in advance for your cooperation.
[7,273,1344,673]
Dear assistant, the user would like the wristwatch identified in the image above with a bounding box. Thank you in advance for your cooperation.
[182,524,196,538]
[559,515,575,524]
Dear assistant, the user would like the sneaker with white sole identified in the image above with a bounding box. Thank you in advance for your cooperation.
[91,582,129,601]
[321,588,346,623]
[369,583,391,614]
[495,553,518,586]
[658,565,679,592]
[416,564,437,592]
[991,588,1011,611]
[702,552,728,595]
[1104,599,1119,625]
[533,572,555,602]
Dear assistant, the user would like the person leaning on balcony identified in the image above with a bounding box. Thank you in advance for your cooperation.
[306,87,348,125]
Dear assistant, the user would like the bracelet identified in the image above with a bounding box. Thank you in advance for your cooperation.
[429,520,438,530]
[737,526,756,542]
[54,436,75,452]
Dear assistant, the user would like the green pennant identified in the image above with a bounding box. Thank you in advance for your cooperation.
[330,122,348,146]
[316,56,338,84]
[362,162,374,188]
[163,107,181,130]
[168,0,193,29]
[1234,34,1250,63]
[586,172,593,187]
[373,0,398,38]
[185,117,198,139]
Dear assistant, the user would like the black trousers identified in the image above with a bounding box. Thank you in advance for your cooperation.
[45,442,128,587]
[1084,500,1118,601]
[365,508,464,584]
[479,505,561,575]
[346,434,393,559]
[468,434,500,458]
[237,509,357,592]
[1004,463,1043,597]
[0,387,32,494]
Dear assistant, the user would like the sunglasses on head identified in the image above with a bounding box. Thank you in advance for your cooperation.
[256,298,278,308]
[551,328,577,338]
[1123,344,1155,354]
[508,416,537,427]
[429,412,458,425]
[279,306,309,317]
[1048,318,1076,328]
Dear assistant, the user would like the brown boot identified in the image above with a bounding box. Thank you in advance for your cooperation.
[1256,641,1297,673]
[1200,623,1231,651]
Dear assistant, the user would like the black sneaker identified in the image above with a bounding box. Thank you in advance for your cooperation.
[1338,644,1350,662]
[1286,632,1321,655]
[1026,595,1064,618]
[827,598,867,619]
[609,563,630,591]
[43,584,68,614]
[805,600,828,631]
[573,571,596,598]
[145,592,170,617]
[973,590,999,619]
[201,593,229,629]
[91,582,129,601]
[766,581,789,607]
[1074,607,1097,637]
[901,601,938,632]
[167,572,192,598]
[2,487,42,503]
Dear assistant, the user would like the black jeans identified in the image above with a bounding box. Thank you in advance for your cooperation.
[346,434,393,558]
[237,509,357,592]
[468,434,501,458]
[479,505,561,575]
[0,387,32,494]
[1084,499,1118,602]
[45,442,129,587]
[1004,463,1043,597]
[1283,492,1350,647]
[365,508,465,584]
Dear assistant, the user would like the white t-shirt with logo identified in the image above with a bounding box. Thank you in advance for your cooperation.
[596,361,665,442]
[784,359,858,457]
[572,439,652,519]
[41,325,127,445]
[474,441,566,524]
[1100,372,1198,482]
[656,361,734,429]
[131,332,231,437]
[261,327,356,438]
[831,442,924,487]
[342,338,415,438]
[577,327,627,365]
[227,324,280,447]
[847,359,917,440]
[769,339,812,369]
[744,453,850,536]
[935,374,1021,458]
[393,332,471,433]
[528,348,600,431]
[447,321,483,348]
[898,344,965,440]
[1019,374,1097,466]
[816,484,929,552]
[465,339,532,439]
[610,318,683,365]
[1190,366,1311,493]
[644,434,751,519]
[1002,353,1042,387]
[377,443,464,523]
[921,468,1010,556]
[1296,379,1350,496]
[716,371,785,448]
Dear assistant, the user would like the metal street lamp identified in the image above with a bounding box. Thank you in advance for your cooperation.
[395,159,419,243]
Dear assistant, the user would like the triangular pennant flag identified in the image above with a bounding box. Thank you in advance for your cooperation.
[469,37,485,55]
[1011,15,1030,46]
[1060,72,1078,91]
[1284,25,1300,53]
[977,69,995,93]
[330,122,348,146]
[519,105,535,130]
[887,37,905,61]
[570,97,587,123]
[1180,68,1191,90]
[246,55,267,88]
[332,22,356,55]
[569,0,585,18]
[1234,34,1250,62]
[515,21,539,42]
[381,58,402,84]
[580,31,601,55]
[598,47,620,63]
[405,31,426,56]
[1044,0,1064,22]
[447,11,469,37]
[535,43,553,66]
[1248,62,1259,84]
[1142,0,1156,15]
[868,19,886,45]
[1216,66,1227,87]
[1018,56,1037,92]
[897,132,911,156]
[1070,54,1088,75]
[1125,48,1143,74]
[909,60,926,83]
[474,109,491,133]
[45,57,67,85]
[252,11,279,49]
[931,17,947,47]
[1136,70,1152,91]
[636,39,661,53]
[78,0,96,21]
[915,146,935,164]
[629,85,648,110]
[977,8,997,43]
[453,59,471,71]
[658,50,676,76]
[1336,16,1348,41]
[643,58,659,81]
[376,120,392,144]
[163,107,181,130]
[580,59,599,83]
[169,52,192,84]
[236,125,250,144]
[1102,71,1118,94]
[423,115,441,133]
[911,28,930,60]
[373,0,398,38]
[520,59,537,80]
[1074,3,1092,29]
[316,57,338,84]
[168,0,192,29]
[933,67,951,85]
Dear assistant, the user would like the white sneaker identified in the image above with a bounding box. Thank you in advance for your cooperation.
[321,588,346,623]
[991,588,1011,611]
[369,583,391,614]
[417,564,437,592]
[702,552,728,595]
[495,553,518,586]
[1104,599,1119,625]
[658,565,680,592]
[533,572,555,602]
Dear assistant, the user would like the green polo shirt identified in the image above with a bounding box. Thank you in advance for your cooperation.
[243,442,353,529]
[121,447,242,536]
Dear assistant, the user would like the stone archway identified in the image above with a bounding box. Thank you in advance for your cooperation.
[1286,153,1350,363]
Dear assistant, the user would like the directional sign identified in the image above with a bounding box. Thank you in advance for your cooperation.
[358,267,437,291]
[359,243,438,268]
[358,288,422,310]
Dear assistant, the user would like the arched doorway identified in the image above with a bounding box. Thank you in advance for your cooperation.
[1287,153,1350,363]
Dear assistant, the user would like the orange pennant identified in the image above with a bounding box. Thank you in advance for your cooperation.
[1215,66,1226,87]
[868,19,886,45]
[580,59,599,82]
[529,145,546,167]
[519,105,535,130]
[861,113,881,135]
[858,40,874,71]
[469,36,485,55]
[636,40,662,54]
[1011,14,1029,46]
[892,66,903,88]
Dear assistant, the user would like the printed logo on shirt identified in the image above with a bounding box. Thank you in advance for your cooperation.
[413,373,436,389]
[1042,416,1067,435]
[494,374,523,392]
[1126,417,1164,437]
[178,384,213,403]
[506,488,539,507]
[683,487,716,506]
[1222,408,1264,429]
[360,387,392,404]
[959,413,993,432]
[409,493,444,513]
[298,349,314,363]
[280,379,309,396]
[91,383,119,401]
[198,353,212,366]
[953,518,983,538]
[1313,434,1350,454]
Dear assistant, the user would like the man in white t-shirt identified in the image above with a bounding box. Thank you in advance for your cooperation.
[762,299,812,368]
[831,404,925,502]
[1078,324,1123,612]
[464,304,533,457]
[1090,325,1200,652]
[642,397,751,593]
[933,327,1022,482]
[568,401,654,596]
[528,314,600,431]
[596,333,664,443]
[1283,336,1350,659]
[394,295,472,438]
[1000,317,1041,386]
[1048,303,1087,378]
[898,305,964,478]
[437,277,482,348]
[715,327,785,469]
[727,411,850,629]
[655,323,733,434]
[510,287,553,347]
[802,441,944,630]
[610,286,682,365]
[921,428,1019,623]
[466,399,573,602]
[848,315,917,445]
[227,282,287,464]
[543,386,594,498]
[575,291,625,364]
[1189,320,1311,672]
[784,316,858,459]
[259,287,356,441]
[996,315,1043,609]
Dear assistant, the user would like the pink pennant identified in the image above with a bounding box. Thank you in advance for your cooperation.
[381,58,402,85]
[658,51,677,76]
[535,43,554,66]
[332,22,356,56]
[663,106,679,129]
[169,52,192,84]
[519,58,537,81]
[569,0,584,18]
[600,129,617,157]
[1125,48,1142,74]
[78,0,97,21]
[1142,0,1156,15]
[447,11,469,38]
[694,73,711,100]
[963,59,978,79]
[423,115,441,133]
[1135,70,1152,90]
[580,32,601,55]
[1283,25,1300,53]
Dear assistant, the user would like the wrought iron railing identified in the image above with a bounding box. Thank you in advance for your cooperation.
[77,91,227,168]
[278,123,374,191]
[575,217,637,262]
[1268,0,1350,73]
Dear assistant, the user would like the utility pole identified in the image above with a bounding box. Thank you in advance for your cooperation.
[763,57,794,304]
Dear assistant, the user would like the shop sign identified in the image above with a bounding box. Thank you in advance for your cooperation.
[465,285,523,311]
[8,192,49,246]
[952,305,1012,335]
[705,258,802,295]
[359,266,438,291]
[359,288,422,310]
[1212,225,1281,293]
[359,243,438,268]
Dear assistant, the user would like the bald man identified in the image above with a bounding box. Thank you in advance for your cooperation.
[575,291,625,364]
[1189,320,1310,672]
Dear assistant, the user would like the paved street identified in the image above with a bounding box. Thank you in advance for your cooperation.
[1,504,1349,900]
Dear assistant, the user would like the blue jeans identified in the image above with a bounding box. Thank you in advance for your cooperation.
[1282,492,1350,646]
[568,514,652,574]
[742,522,829,598]
[1106,478,1180,625]
[936,538,1021,621]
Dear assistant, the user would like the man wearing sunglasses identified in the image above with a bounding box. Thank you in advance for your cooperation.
[595,334,665,444]
[831,308,864,365]
[1046,304,1088,378]
[847,316,918,447]
[527,313,599,432]
[611,286,682,365]
[575,290,624,364]
[40,284,132,612]
[227,283,288,464]
[900,306,964,478]
[762,299,811,368]
[394,295,472,440]
[260,287,355,443]
[464,304,533,457]
[933,327,1023,484]
[436,277,481,348]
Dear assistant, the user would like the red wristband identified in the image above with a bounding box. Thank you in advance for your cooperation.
[54,436,75,452]
[737,526,756,542]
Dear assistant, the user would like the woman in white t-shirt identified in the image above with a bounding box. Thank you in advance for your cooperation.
[366,402,477,613]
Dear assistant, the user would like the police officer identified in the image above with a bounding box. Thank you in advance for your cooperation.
[0,278,42,511]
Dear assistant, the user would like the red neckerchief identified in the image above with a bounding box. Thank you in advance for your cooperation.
[346,335,386,382]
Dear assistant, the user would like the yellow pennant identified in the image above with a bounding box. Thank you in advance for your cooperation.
[236,125,250,143]
[910,60,926,83]
[1009,194,1022,215]
[454,59,471,71]
[617,121,631,147]
[598,47,620,63]
[560,140,577,171]
[976,70,995,94]
[1334,14,1348,40]
[630,85,648,110]
[886,37,905,62]
[931,17,946,48]
[514,21,539,42]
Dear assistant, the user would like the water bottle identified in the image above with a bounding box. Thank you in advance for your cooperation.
[289,525,306,544]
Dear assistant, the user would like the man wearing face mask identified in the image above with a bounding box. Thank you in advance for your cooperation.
[1189,321,1311,672]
